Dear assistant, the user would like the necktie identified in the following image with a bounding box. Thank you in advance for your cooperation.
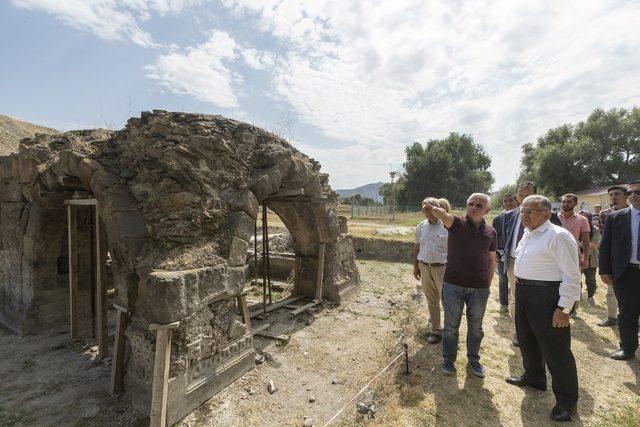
[517,221,525,243]
[637,212,640,261]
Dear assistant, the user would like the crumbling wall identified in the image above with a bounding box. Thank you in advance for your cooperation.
[0,111,360,423]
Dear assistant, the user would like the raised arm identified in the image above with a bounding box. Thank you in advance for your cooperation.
[423,202,454,228]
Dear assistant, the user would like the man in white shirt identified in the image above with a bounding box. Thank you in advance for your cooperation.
[413,197,450,344]
[505,195,581,423]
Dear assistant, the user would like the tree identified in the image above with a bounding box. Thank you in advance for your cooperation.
[402,133,494,206]
[519,107,640,197]
[378,180,408,205]
[339,194,377,205]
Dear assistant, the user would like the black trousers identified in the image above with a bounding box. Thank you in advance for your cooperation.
[613,266,640,354]
[582,267,597,298]
[515,283,578,410]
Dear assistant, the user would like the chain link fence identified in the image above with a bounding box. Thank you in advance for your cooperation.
[346,204,422,218]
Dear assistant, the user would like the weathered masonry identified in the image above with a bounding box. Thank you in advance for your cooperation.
[0,111,359,424]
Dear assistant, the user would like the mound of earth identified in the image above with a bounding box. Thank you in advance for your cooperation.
[0,113,59,156]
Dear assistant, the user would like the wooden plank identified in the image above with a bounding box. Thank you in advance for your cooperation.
[315,243,325,302]
[251,323,271,335]
[67,205,79,340]
[149,324,178,427]
[282,304,303,309]
[64,198,97,206]
[96,212,108,358]
[237,294,251,330]
[110,307,128,394]
[290,300,321,316]
[254,331,290,341]
[248,295,304,319]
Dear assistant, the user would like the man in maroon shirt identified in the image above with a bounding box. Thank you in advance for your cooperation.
[423,193,497,378]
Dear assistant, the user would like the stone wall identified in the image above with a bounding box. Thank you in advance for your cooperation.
[0,110,360,422]
[351,236,414,263]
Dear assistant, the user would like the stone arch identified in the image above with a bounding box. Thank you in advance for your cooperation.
[0,111,359,423]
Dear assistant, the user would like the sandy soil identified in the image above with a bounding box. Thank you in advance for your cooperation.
[1,260,639,426]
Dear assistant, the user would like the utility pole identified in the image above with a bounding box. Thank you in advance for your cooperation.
[389,165,397,222]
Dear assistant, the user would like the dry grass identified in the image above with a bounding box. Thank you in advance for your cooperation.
[355,268,640,427]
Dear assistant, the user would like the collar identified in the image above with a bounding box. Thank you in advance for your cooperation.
[558,211,575,219]
[529,220,552,234]
[631,205,640,216]
[465,215,485,229]
[426,219,443,227]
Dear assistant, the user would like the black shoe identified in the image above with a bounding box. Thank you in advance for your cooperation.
[550,405,574,422]
[505,375,547,391]
[426,334,442,344]
[598,317,617,327]
[610,349,635,360]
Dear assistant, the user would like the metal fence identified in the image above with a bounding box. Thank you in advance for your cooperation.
[348,204,422,218]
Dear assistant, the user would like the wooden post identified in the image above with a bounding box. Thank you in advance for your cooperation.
[95,212,108,357]
[111,304,128,394]
[149,321,180,427]
[315,243,325,302]
[67,205,79,340]
[237,293,251,330]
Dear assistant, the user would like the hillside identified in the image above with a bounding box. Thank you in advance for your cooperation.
[0,114,59,156]
[336,181,384,202]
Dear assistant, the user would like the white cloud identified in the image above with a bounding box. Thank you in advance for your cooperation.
[218,0,640,189]
[11,0,203,47]
[145,30,241,108]
[241,48,275,70]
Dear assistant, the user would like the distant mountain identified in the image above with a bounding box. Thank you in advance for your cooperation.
[335,182,384,202]
[0,114,59,156]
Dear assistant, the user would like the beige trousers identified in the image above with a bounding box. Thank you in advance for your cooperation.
[606,284,618,319]
[507,257,517,322]
[419,263,446,333]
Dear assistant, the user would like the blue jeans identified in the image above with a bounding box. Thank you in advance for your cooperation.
[442,281,490,363]
[497,260,509,306]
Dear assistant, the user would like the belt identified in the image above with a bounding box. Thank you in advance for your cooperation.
[420,261,445,267]
[516,278,561,287]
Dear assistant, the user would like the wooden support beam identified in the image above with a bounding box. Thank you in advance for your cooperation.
[64,198,97,206]
[315,243,325,302]
[96,212,108,358]
[67,205,79,340]
[149,321,179,427]
[237,294,251,330]
[251,323,271,335]
[248,295,304,319]
[110,305,128,394]
[290,299,321,316]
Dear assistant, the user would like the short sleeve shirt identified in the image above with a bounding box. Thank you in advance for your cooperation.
[558,212,590,244]
[443,216,497,288]
[414,219,448,264]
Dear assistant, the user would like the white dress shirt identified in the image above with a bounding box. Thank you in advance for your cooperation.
[509,212,522,257]
[631,205,640,264]
[415,219,448,264]
[514,220,581,309]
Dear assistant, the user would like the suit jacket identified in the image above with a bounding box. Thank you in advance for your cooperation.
[599,207,632,281]
[501,208,562,272]
[492,212,507,256]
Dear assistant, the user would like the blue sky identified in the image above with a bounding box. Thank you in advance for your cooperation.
[2,0,640,191]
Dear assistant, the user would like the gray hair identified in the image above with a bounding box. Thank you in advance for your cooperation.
[467,193,490,207]
[522,195,552,210]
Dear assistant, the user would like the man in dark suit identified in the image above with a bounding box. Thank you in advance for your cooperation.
[502,181,561,345]
[599,180,640,360]
[492,193,518,311]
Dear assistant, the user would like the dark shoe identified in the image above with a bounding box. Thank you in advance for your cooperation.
[550,405,574,422]
[610,349,635,360]
[511,333,519,347]
[505,375,547,391]
[469,361,485,378]
[598,317,617,327]
[441,359,455,375]
[426,334,442,344]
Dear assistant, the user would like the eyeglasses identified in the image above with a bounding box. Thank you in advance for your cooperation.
[626,190,640,196]
[467,202,484,209]
[520,208,550,215]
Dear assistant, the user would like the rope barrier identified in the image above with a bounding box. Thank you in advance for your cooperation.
[322,345,408,426]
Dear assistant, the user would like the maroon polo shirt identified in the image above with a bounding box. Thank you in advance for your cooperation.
[444,216,497,289]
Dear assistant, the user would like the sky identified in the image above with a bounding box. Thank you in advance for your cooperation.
[2,0,640,191]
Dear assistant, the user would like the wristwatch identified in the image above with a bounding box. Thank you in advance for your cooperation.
[557,305,571,314]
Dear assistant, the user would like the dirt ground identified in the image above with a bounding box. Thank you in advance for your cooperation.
[1,260,639,426]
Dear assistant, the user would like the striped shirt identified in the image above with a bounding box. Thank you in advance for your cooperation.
[415,219,448,264]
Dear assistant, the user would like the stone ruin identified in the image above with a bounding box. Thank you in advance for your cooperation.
[0,110,359,423]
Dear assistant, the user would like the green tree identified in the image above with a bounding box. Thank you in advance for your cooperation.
[378,180,408,205]
[490,184,517,210]
[402,133,494,206]
[519,107,640,197]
